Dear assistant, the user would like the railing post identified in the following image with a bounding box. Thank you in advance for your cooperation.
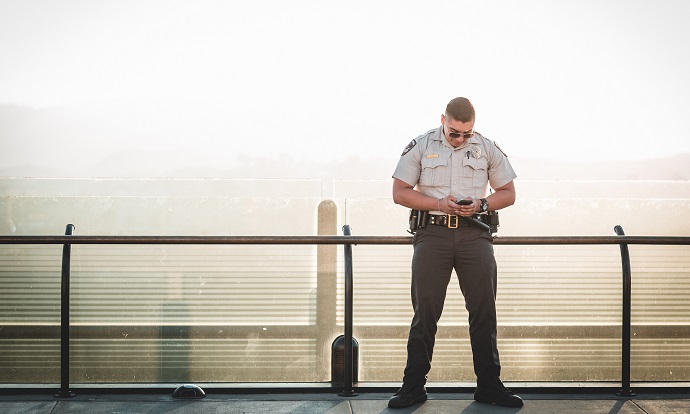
[339,225,357,396]
[56,224,76,398]
[614,225,635,397]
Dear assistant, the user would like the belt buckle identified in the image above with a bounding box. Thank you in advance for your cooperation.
[447,215,459,229]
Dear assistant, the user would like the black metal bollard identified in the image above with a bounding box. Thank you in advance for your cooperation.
[331,335,359,386]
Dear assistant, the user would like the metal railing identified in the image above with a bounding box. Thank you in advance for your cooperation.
[1,225,689,398]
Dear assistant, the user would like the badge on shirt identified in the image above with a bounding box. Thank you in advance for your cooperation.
[426,154,439,158]
[471,147,482,159]
[401,139,417,156]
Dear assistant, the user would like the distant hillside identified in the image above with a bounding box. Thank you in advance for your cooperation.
[1,145,689,182]
[2,103,689,181]
[513,153,690,180]
[83,151,689,181]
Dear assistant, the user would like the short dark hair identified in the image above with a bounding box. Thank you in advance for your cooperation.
[445,97,475,123]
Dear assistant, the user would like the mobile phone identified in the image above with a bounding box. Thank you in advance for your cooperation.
[455,199,473,205]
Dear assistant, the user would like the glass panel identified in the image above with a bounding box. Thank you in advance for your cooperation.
[0,245,61,383]
[630,245,690,381]
[68,244,323,383]
[339,184,690,383]
[1,178,689,384]
[347,244,623,382]
[0,179,333,384]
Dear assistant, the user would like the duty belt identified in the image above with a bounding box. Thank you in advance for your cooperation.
[428,214,480,229]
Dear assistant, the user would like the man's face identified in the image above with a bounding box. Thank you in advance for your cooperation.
[441,114,475,147]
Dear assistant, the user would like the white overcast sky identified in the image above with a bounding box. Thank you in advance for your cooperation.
[1,0,689,175]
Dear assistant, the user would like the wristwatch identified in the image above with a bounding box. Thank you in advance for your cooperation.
[479,198,489,213]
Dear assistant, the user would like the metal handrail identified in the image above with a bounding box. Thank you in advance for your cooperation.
[1,227,689,398]
[0,234,688,245]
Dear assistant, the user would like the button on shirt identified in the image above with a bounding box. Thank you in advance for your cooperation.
[393,126,517,212]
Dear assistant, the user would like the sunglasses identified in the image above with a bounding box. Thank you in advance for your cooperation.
[447,127,474,139]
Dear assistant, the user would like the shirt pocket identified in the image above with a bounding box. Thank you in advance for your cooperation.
[463,156,489,188]
[420,154,450,187]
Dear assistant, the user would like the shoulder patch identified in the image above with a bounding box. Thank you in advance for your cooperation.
[401,139,417,156]
[493,141,508,157]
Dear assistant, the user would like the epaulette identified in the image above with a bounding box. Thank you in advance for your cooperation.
[493,141,508,157]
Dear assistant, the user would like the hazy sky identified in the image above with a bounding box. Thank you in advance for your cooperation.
[1,0,689,176]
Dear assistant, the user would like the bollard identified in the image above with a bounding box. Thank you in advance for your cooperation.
[331,335,359,386]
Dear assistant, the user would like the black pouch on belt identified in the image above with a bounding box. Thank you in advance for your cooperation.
[479,211,500,234]
[408,209,419,234]
[408,209,429,234]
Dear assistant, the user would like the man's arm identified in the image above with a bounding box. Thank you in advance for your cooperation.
[392,178,439,211]
[484,181,516,211]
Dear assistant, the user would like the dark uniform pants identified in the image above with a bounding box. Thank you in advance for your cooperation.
[403,224,501,388]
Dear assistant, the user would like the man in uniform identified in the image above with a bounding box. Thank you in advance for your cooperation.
[388,97,522,408]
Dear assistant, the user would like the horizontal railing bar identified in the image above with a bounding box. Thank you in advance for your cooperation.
[0,324,321,339]
[1,235,689,245]
[496,236,690,245]
[5,324,690,339]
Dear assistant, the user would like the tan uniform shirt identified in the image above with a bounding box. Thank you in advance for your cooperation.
[393,126,516,213]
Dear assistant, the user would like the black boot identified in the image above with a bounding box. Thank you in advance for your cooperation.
[388,385,428,408]
[474,381,524,407]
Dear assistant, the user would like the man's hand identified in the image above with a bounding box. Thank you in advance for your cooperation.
[445,197,478,216]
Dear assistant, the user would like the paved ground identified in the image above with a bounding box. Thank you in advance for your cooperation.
[1,392,689,414]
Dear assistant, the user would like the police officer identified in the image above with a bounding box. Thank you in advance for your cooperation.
[388,97,522,408]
